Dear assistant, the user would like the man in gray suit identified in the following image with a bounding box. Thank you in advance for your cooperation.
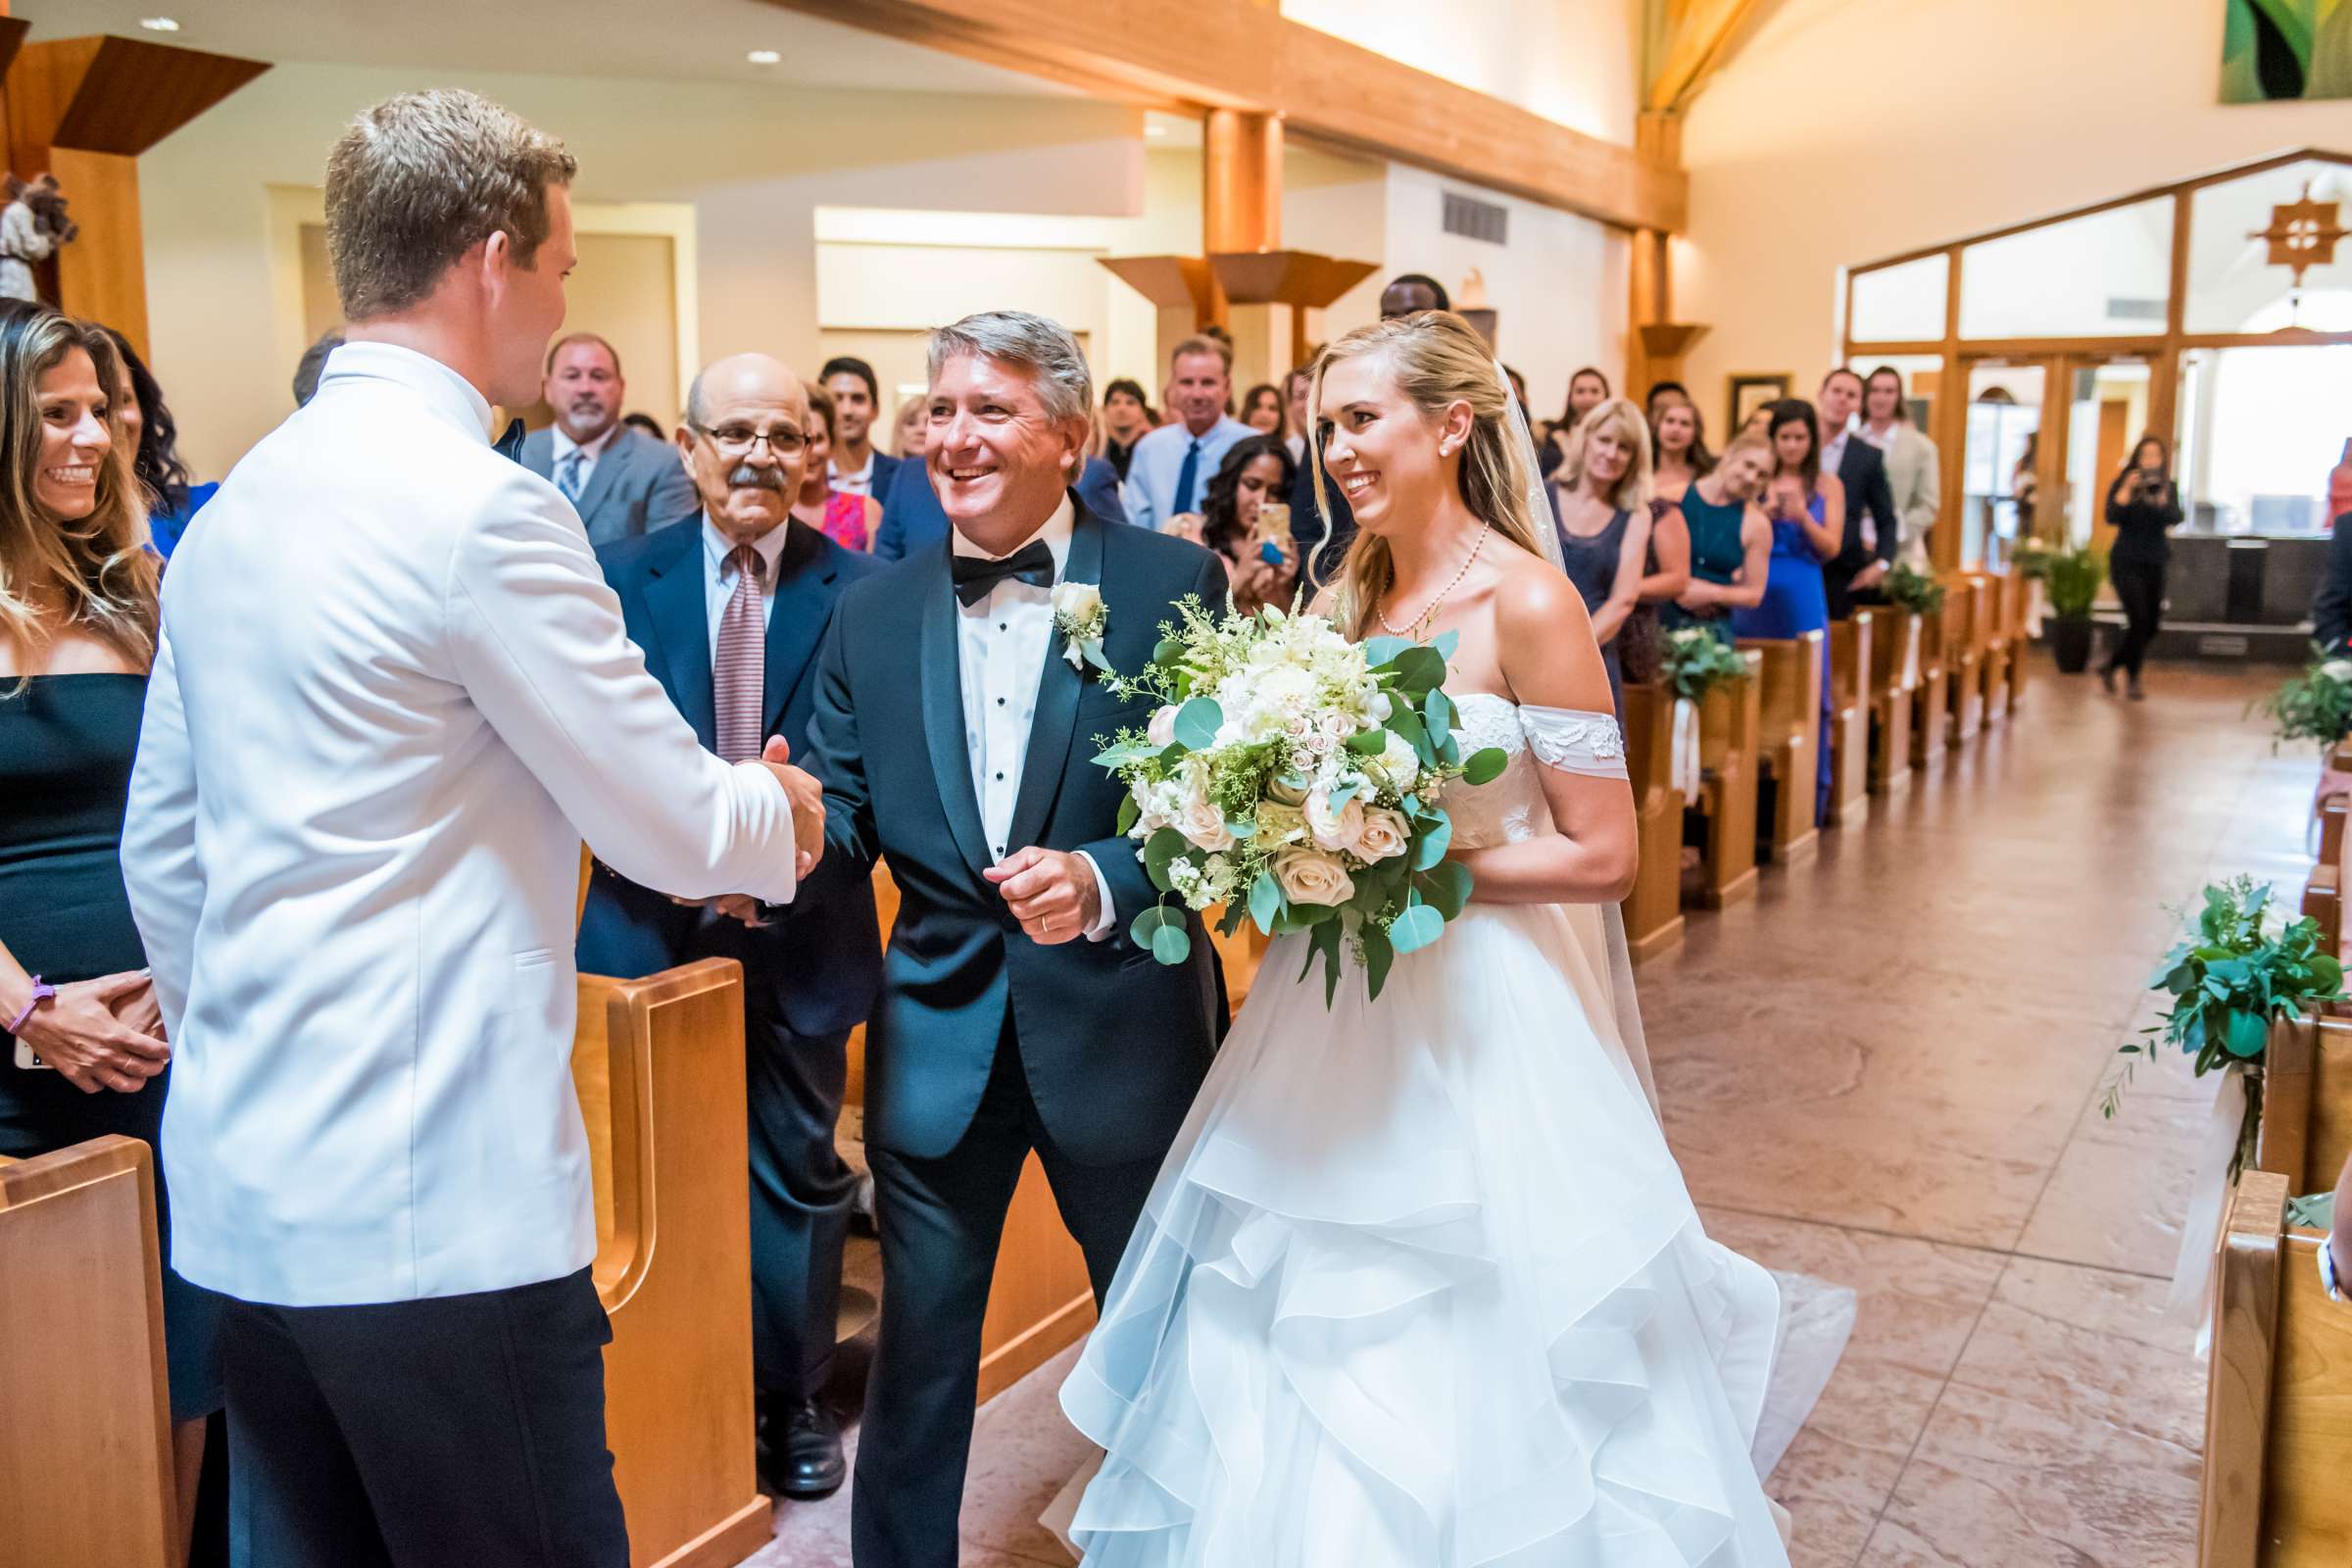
[521,331,698,547]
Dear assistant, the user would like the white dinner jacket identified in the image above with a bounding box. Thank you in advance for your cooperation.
[122,342,800,1307]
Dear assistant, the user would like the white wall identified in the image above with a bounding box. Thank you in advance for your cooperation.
[140,62,1142,475]
[1280,0,1641,145]
[1381,163,1630,422]
[1680,0,2339,419]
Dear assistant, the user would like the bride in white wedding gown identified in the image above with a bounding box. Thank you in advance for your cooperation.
[1054,312,1802,1566]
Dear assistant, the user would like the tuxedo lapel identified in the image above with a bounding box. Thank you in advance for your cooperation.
[1004,503,1103,855]
[919,544,995,879]
[760,521,831,737]
[641,524,716,750]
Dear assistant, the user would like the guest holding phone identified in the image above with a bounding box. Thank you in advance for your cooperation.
[2101,434,2182,701]
[1164,433,1298,614]
[0,306,221,1557]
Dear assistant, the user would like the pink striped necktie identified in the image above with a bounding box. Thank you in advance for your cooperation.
[714,543,765,762]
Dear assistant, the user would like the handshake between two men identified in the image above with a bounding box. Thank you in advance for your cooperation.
[719,738,1102,946]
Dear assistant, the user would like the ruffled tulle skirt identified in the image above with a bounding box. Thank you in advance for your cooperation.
[1056,901,1792,1566]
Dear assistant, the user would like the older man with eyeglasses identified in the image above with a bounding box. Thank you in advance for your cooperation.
[578,352,887,1502]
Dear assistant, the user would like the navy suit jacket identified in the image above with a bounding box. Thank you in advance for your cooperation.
[806,500,1224,1165]
[577,514,885,1037]
[874,454,1127,562]
[1825,437,1899,602]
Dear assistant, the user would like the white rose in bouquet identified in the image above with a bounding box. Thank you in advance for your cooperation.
[1266,774,1308,806]
[1355,807,1411,863]
[1175,792,1237,853]
[1361,730,1420,792]
[1273,847,1353,906]
[1304,787,1366,854]
[1147,705,1180,748]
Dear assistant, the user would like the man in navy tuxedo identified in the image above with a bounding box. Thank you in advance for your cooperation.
[577,352,883,1501]
[806,312,1223,1568]
[872,440,1127,560]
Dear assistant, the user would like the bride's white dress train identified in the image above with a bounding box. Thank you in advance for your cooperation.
[1055,695,1796,1566]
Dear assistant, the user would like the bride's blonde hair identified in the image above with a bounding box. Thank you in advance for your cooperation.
[1305,311,1548,638]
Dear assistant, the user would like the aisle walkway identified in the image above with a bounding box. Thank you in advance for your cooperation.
[756,657,2296,1568]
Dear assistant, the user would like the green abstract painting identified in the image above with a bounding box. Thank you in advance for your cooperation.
[2225,0,2352,101]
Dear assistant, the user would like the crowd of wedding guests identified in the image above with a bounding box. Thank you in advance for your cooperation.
[0,83,1988,1556]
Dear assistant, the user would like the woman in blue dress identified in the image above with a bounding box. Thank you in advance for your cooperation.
[1663,433,1774,645]
[1732,400,1843,824]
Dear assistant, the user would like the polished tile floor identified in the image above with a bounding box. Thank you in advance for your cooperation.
[753,656,2298,1566]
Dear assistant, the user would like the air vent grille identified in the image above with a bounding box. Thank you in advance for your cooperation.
[1443,191,1508,246]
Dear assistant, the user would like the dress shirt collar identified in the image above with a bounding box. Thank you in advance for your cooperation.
[701,513,795,582]
[829,451,874,487]
[551,420,622,465]
[316,341,496,442]
[950,494,1075,579]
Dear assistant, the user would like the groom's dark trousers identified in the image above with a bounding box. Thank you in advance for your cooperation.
[805,500,1225,1568]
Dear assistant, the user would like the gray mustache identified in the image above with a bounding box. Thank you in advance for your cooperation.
[727,465,786,491]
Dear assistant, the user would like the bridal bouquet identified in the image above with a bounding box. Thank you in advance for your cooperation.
[1092,596,1507,1004]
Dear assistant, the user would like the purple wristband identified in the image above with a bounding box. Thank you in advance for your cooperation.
[6,976,55,1035]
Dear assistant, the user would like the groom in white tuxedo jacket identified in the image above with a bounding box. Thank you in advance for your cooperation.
[122,90,819,1568]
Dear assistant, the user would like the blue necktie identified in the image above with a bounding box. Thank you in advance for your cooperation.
[558,451,586,504]
[1172,438,1202,515]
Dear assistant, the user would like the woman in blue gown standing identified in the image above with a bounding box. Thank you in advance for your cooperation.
[1732,400,1843,825]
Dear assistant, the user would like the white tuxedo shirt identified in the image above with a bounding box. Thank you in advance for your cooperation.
[123,342,801,1307]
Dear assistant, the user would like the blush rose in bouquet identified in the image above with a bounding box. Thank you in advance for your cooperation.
[1091,595,1507,1004]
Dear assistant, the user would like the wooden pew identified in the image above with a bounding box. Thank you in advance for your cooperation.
[1974,571,2013,726]
[0,1136,178,1568]
[1857,605,1914,798]
[1740,631,1824,863]
[1909,604,1948,769]
[2304,796,2345,956]
[1941,578,1984,746]
[1690,648,1763,908]
[1826,615,1873,828]
[1619,680,1688,960]
[2004,564,2032,709]
[2197,1170,2352,1567]
[2253,1014,2352,1198]
[573,960,772,1568]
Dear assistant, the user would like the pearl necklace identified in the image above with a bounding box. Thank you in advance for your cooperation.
[1376,519,1491,639]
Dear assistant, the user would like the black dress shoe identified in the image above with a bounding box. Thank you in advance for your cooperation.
[763,1397,847,1500]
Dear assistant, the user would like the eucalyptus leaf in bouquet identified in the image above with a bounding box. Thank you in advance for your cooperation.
[2253,645,2352,752]
[1092,595,1507,1004]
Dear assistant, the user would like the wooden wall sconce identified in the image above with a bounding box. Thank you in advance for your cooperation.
[1,29,270,355]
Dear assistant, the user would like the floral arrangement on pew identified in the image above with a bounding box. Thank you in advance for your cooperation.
[1093,597,1507,1004]
[1885,563,1946,616]
[2102,876,2346,1174]
[2254,647,2352,753]
[1656,628,1750,805]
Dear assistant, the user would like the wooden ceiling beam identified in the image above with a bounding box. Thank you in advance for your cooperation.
[1645,0,1763,114]
[759,0,1687,233]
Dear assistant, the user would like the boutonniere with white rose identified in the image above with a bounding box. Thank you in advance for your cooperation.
[1052,580,1112,674]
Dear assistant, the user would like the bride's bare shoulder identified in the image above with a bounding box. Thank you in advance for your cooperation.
[1487,536,1579,626]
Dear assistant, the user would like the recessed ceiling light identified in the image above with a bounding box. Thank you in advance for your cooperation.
[1146,123,1167,138]
[139,16,180,29]
[746,48,780,65]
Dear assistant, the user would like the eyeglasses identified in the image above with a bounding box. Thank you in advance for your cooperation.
[693,422,808,458]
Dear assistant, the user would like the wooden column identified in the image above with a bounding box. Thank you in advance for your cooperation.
[1202,108,1288,387]
[1931,246,1968,574]
[2,34,268,356]
[1626,111,1705,404]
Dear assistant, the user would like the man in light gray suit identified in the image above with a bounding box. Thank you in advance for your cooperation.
[520,331,698,546]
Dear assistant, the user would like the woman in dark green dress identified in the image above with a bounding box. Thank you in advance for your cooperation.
[0,309,220,1554]
[1662,431,1775,645]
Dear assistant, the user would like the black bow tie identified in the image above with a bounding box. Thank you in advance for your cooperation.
[492,417,527,464]
[952,540,1055,607]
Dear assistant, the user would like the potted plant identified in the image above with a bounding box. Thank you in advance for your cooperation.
[1885,563,1945,616]
[2254,647,2352,752]
[2026,542,2107,673]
